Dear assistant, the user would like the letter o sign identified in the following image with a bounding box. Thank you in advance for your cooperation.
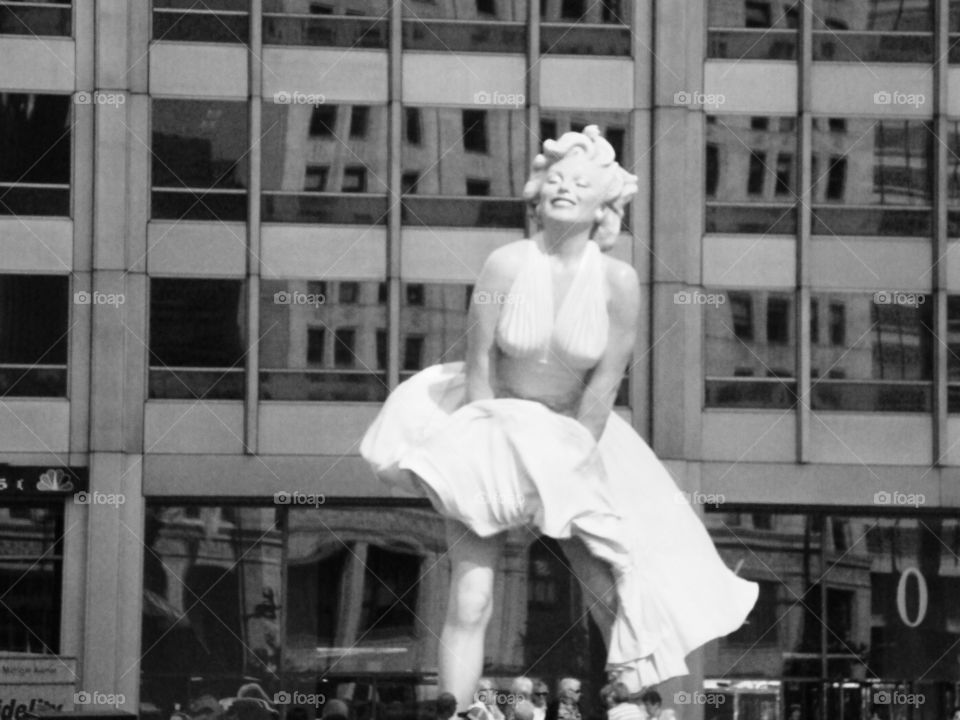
[896,567,928,628]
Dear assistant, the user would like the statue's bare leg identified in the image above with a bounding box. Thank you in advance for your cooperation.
[558,536,618,645]
[440,519,506,710]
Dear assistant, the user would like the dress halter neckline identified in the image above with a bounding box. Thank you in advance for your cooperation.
[495,239,609,370]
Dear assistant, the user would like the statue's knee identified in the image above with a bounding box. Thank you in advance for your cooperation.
[450,580,493,628]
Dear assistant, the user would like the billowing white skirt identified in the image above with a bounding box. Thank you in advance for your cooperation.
[360,362,758,688]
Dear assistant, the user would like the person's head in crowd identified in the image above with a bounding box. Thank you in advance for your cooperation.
[640,690,662,719]
[191,695,224,720]
[950,707,960,720]
[287,709,309,720]
[237,684,273,704]
[599,683,631,709]
[436,693,458,720]
[511,678,533,705]
[513,702,534,720]
[322,699,350,720]
[787,705,801,720]
[530,681,549,709]
[477,678,498,707]
[558,679,582,704]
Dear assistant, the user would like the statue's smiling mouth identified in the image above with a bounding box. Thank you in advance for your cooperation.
[551,197,575,207]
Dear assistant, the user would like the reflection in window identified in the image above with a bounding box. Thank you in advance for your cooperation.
[706,115,798,234]
[262,103,387,223]
[0,275,68,397]
[151,100,250,221]
[947,296,960,412]
[140,506,281,718]
[812,119,932,237]
[153,0,250,43]
[0,0,72,36]
[262,0,389,48]
[149,279,246,399]
[707,0,798,59]
[0,93,71,216]
[401,107,526,227]
[812,0,932,62]
[540,0,628,54]
[259,280,386,401]
[705,289,797,409]
[0,504,63,653]
[810,293,932,412]
[402,0,527,52]
[399,283,470,379]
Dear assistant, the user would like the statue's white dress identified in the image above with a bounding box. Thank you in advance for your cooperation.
[361,240,758,688]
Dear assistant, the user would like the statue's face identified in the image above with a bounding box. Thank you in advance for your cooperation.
[539,153,609,226]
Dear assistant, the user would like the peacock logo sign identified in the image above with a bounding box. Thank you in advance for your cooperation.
[37,469,75,493]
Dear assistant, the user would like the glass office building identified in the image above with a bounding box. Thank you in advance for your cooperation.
[0,2,958,720]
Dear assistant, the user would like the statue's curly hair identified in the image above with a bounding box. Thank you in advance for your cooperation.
[522,125,639,251]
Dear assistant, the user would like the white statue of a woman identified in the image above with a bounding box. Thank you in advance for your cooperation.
[361,126,758,709]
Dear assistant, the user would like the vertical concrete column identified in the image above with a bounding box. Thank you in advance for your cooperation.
[933,0,949,464]
[79,0,149,711]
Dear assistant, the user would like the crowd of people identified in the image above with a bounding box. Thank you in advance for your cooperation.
[439,676,673,720]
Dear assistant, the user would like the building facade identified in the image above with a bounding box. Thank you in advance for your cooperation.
[1,3,959,720]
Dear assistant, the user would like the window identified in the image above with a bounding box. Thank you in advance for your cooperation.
[0,503,64,653]
[259,280,386,401]
[149,279,246,399]
[723,580,778,645]
[153,0,250,43]
[403,335,425,371]
[812,0,933,62]
[309,105,337,137]
[262,103,388,222]
[0,0,72,35]
[705,290,796,409]
[339,281,359,304]
[304,165,328,191]
[306,328,324,366]
[349,105,370,138]
[708,0,798,59]
[405,283,425,306]
[767,297,790,344]
[402,0,528,52]
[262,0,389,48]
[811,298,820,344]
[401,171,420,195]
[0,275,69,397]
[376,329,387,369]
[378,282,388,304]
[540,120,558,143]
[0,93,71,216]
[151,99,249,221]
[462,110,488,153]
[476,0,496,14]
[405,108,422,145]
[812,293,932,412]
[465,178,491,196]
[560,0,585,20]
[825,156,846,201]
[745,0,772,28]
[333,329,357,368]
[747,151,766,196]
[342,166,367,193]
[706,115,797,234]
